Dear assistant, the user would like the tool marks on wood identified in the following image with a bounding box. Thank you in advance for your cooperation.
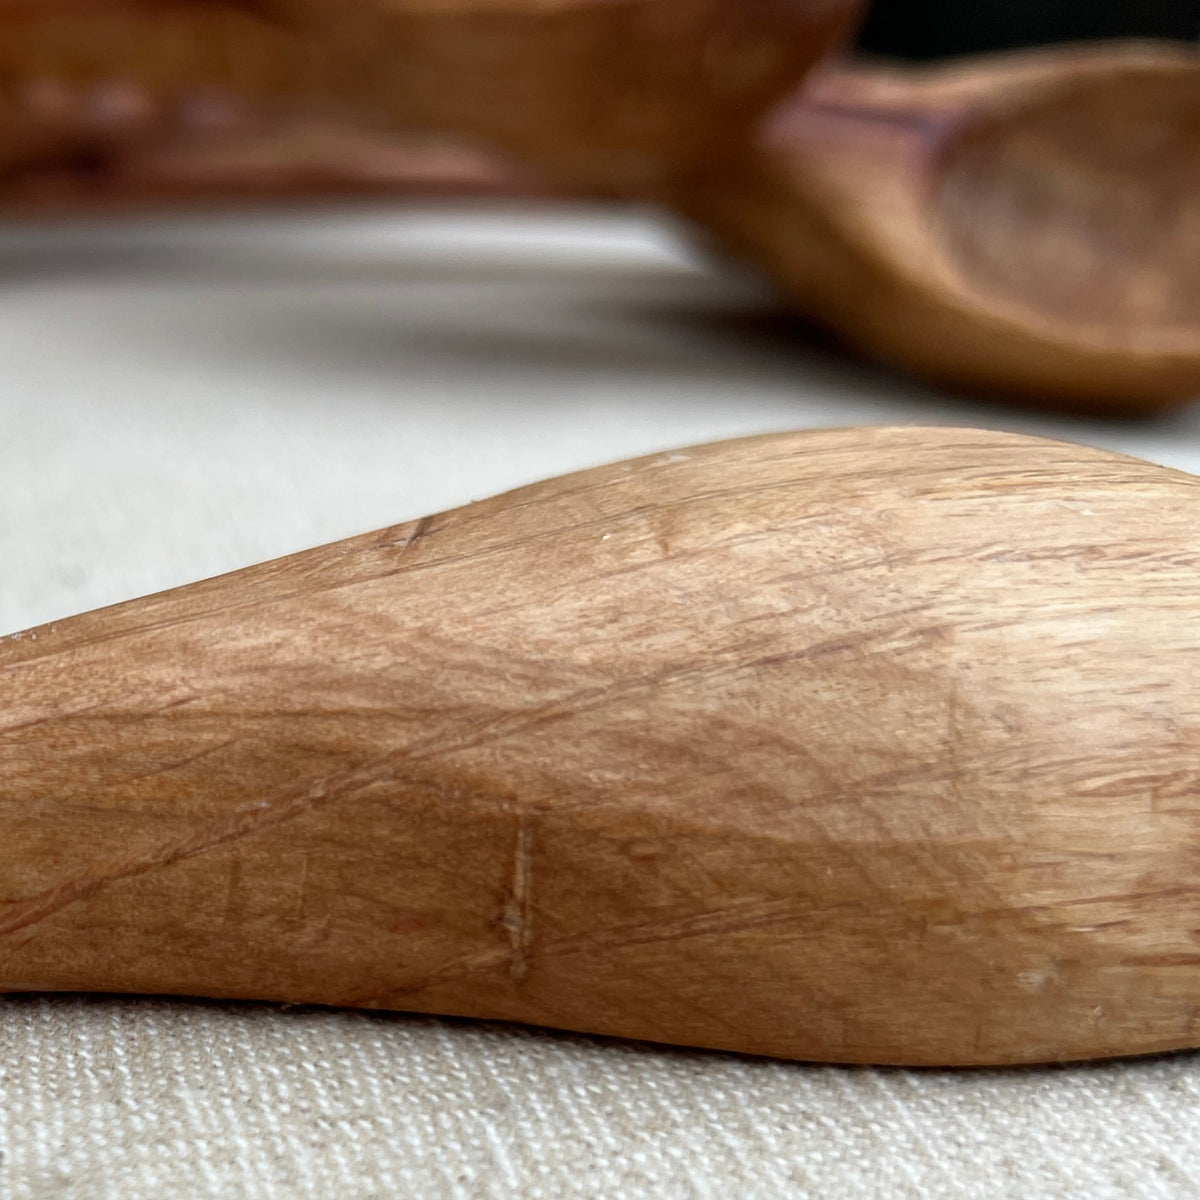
[6,428,1200,1064]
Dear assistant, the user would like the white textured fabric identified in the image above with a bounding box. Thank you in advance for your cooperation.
[4,207,1200,1200]
[3,995,1200,1200]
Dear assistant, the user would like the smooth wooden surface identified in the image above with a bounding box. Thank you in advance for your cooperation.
[675,44,1200,413]
[6,426,1200,1066]
[0,0,859,191]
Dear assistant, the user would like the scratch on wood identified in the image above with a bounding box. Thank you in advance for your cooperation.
[397,515,433,553]
[0,752,462,942]
[0,776,341,939]
[223,855,242,927]
[497,815,534,982]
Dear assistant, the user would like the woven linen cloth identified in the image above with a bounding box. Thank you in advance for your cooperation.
[4,208,1200,1200]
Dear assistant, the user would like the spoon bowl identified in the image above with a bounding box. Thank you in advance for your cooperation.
[675,45,1200,412]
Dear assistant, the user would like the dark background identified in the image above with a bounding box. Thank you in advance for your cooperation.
[857,0,1200,59]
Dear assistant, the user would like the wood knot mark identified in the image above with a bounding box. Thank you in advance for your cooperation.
[497,815,534,982]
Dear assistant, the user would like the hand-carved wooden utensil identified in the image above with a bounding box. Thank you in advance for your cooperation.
[0,0,860,191]
[674,44,1200,413]
[6,426,1200,1067]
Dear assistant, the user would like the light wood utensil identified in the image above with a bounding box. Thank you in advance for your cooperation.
[6,426,1200,1067]
[675,44,1200,413]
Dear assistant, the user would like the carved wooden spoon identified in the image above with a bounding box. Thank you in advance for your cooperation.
[0,0,860,191]
[674,44,1200,413]
[6,426,1200,1067]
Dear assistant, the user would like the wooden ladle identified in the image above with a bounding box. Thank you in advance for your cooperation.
[674,44,1200,413]
[6,426,1200,1067]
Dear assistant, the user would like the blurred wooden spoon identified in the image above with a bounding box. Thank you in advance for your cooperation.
[675,44,1200,413]
[6,24,1198,414]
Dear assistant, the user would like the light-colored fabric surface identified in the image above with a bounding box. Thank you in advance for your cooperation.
[3,206,1200,1199]
[3,995,1200,1200]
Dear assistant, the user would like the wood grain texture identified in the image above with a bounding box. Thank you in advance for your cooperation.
[0,0,860,192]
[6,426,1200,1066]
[674,45,1200,413]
